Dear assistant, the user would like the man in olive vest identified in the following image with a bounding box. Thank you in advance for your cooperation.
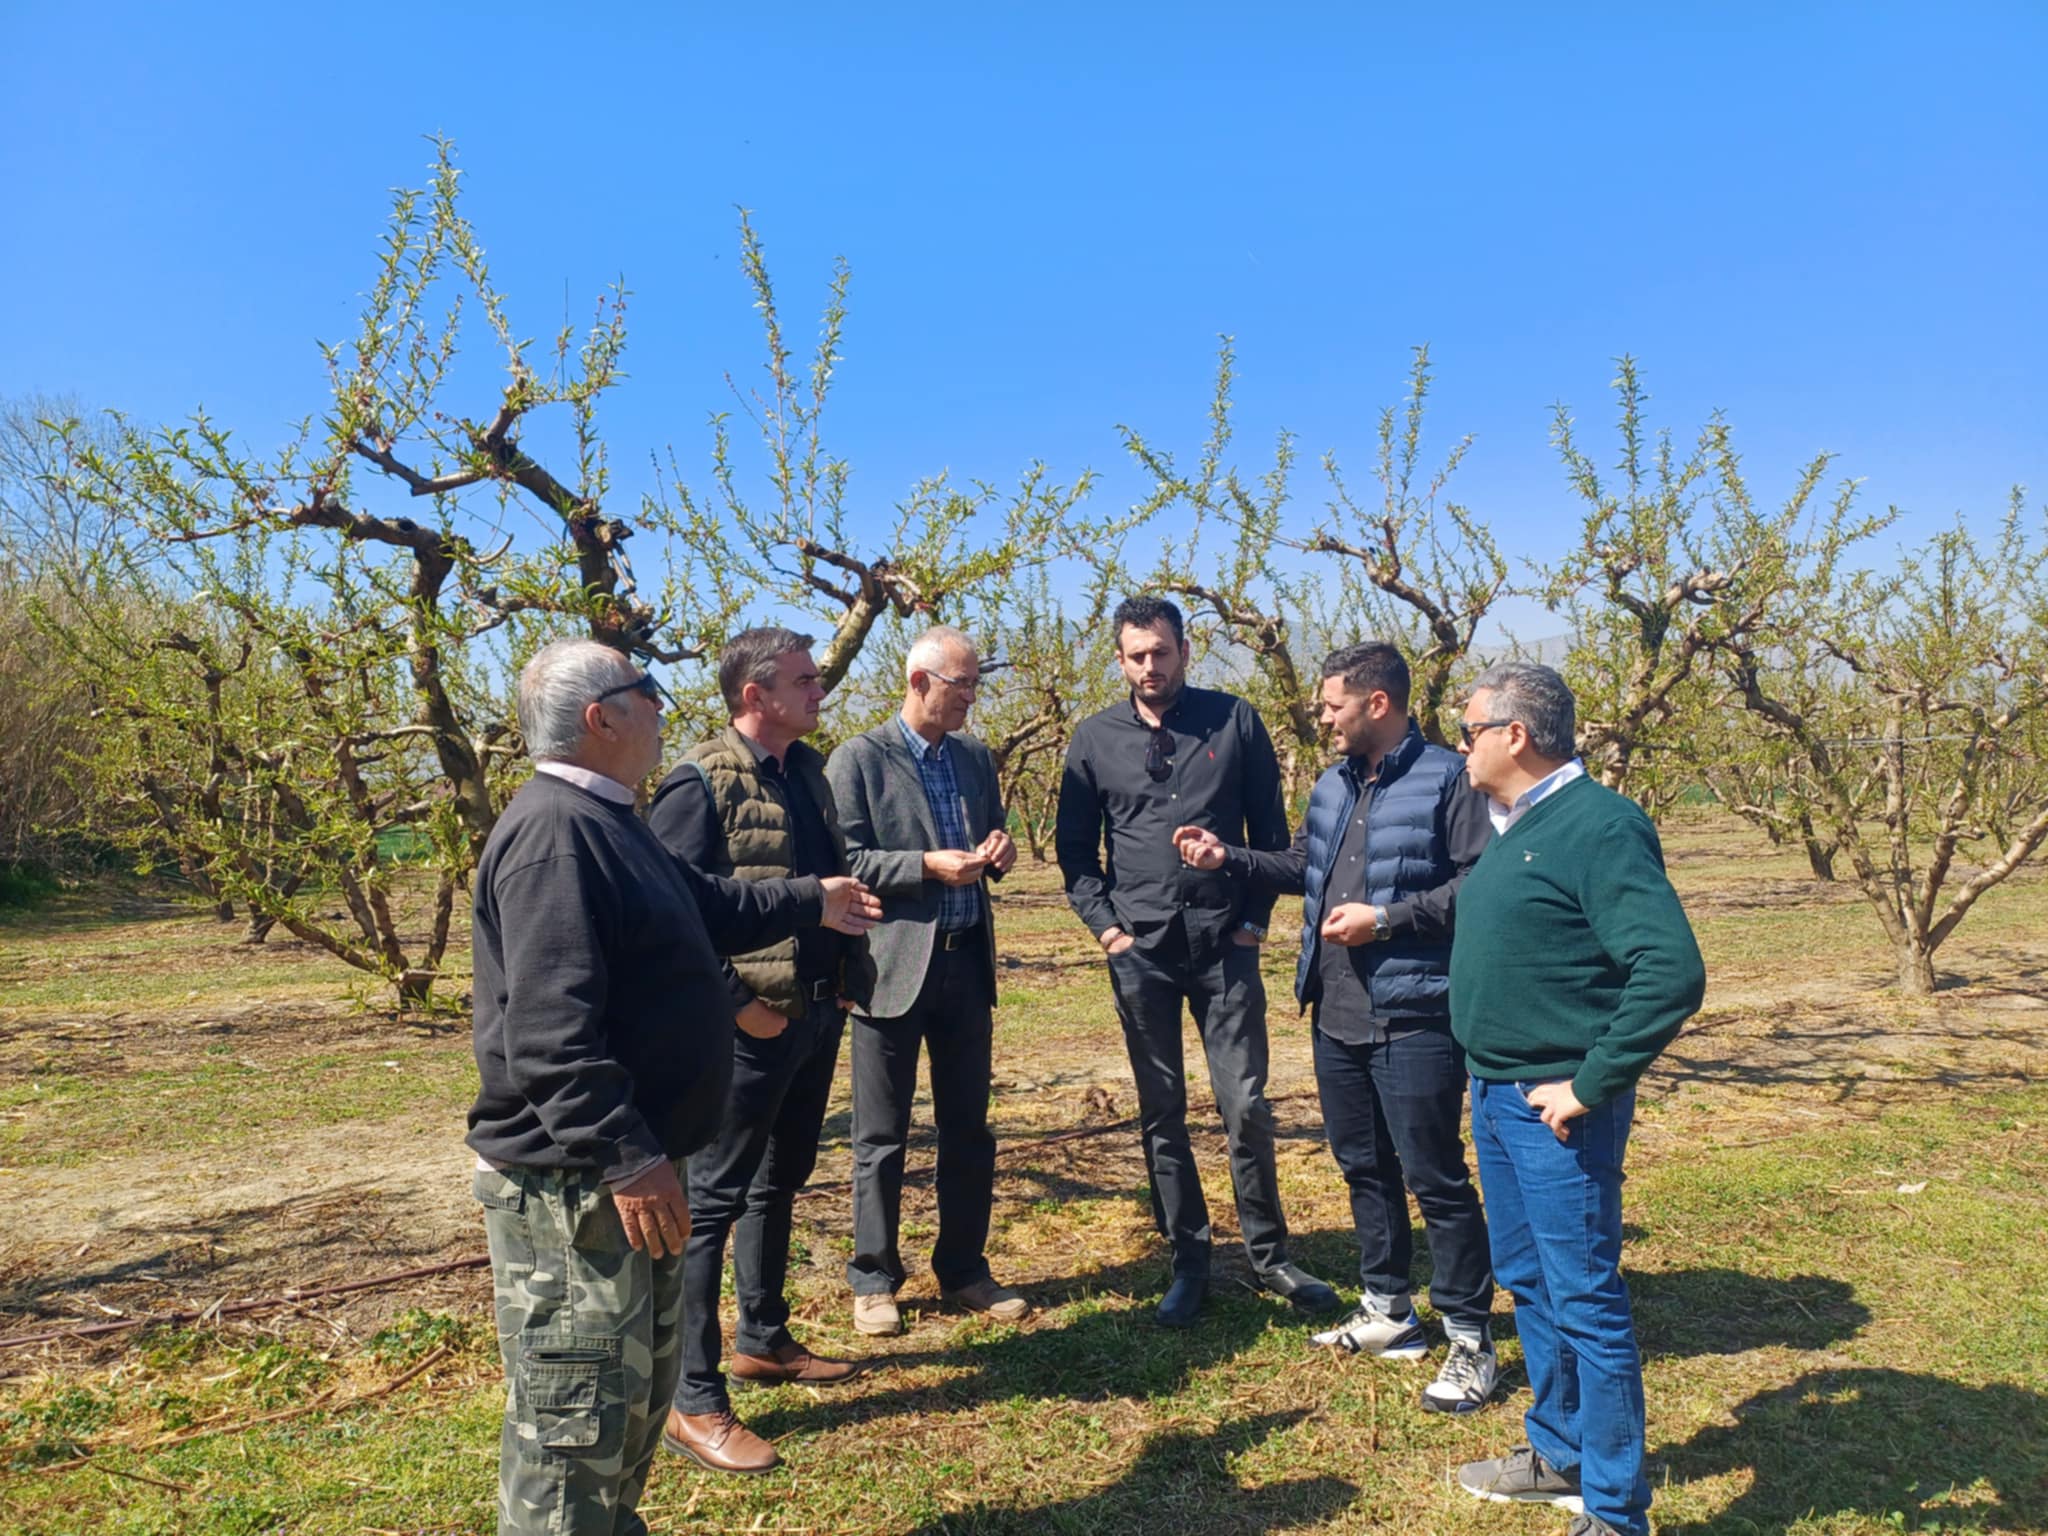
[650,627,877,1475]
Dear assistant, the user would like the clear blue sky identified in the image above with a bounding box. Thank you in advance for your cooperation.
[5,3,2042,637]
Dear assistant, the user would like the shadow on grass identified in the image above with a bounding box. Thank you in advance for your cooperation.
[1643,999,2048,1098]
[0,1188,461,1327]
[1632,1268,1870,1357]
[753,1252,1325,1442]
[1658,1368,2048,1533]
[899,1410,1356,1536]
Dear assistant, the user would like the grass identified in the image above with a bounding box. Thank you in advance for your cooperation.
[2,815,2047,1533]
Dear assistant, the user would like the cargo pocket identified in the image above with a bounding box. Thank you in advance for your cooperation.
[472,1166,526,1213]
[515,1334,623,1457]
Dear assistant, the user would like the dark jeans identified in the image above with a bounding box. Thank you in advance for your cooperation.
[1311,1023,1492,1327]
[846,934,997,1295]
[1471,1075,1649,1536]
[672,999,845,1415]
[1105,924,1288,1276]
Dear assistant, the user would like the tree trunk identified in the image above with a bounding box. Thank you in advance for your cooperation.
[1797,812,1835,882]
[1802,838,1837,883]
[1895,943,1937,996]
[213,898,236,923]
[241,912,277,945]
[397,968,437,1011]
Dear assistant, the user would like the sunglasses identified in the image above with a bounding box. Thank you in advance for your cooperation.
[1144,725,1175,782]
[1458,719,1512,746]
[594,672,664,707]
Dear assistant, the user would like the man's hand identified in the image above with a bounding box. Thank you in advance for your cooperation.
[611,1159,690,1259]
[1100,925,1135,957]
[1319,903,1380,947]
[735,998,789,1039]
[819,876,883,934]
[923,849,991,887]
[1526,1081,1588,1142]
[976,829,1018,875]
[1172,825,1227,871]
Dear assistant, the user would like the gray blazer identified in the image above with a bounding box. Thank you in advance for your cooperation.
[825,718,1004,1020]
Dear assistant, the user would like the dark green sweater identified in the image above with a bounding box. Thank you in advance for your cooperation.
[1450,775,1705,1108]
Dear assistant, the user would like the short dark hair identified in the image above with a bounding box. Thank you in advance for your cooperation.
[718,626,815,715]
[1321,642,1411,711]
[1113,595,1185,650]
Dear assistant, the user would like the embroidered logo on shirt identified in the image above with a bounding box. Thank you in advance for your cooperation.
[1523,849,1538,862]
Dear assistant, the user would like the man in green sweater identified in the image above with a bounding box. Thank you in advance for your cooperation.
[1448,662,1705,1536]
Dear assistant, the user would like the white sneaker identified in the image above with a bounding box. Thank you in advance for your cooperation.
[1421,1338,1499,1413]
[1310,1303,1429,1359]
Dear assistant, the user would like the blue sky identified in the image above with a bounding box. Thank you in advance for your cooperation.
[4,3,2042,639]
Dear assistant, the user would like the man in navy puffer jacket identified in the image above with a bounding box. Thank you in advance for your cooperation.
[1176,641,1498,1413]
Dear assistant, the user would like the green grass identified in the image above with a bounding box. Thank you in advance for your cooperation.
[0,1048,478,1169]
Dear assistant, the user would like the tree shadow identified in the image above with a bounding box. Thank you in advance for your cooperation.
[749,1251,1330,1442]
[1657,1368,2048,1533]
[1641,998,2048,1100]
[1630,1269,1870,1357]
[898,1410,1357,1535]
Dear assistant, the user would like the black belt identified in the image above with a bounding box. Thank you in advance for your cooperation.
[937,924,983,952]
[802,977,837,1001]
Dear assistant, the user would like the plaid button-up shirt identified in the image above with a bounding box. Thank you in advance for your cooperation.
[898,715,982,932]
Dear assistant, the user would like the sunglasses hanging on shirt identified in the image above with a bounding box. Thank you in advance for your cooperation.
[1144,725,1175,783]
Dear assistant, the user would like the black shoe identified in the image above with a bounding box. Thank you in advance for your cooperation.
[1157,1271,1208,1328]
[1255,1262,1343,1315]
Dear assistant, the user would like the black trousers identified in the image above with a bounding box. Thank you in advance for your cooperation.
[1105,924,1289,1276]
[673,998,844,1414]
[1311,1021,1493,1328]
[846,933,997,1295]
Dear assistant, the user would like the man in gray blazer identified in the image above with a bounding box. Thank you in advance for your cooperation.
[825,625,1033,1337]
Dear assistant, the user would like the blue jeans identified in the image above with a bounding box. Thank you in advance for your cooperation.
[1470,1075,1648,1536]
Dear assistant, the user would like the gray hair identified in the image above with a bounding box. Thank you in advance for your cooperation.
[518,638,639,761]
[904,625,977,683]
[1470,661,1577,760]
[719,625,815,715]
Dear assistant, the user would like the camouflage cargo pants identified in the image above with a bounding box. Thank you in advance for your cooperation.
[475,1163,685,1536]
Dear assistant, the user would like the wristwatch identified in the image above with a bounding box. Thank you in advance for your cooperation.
[1371,905,1393,942]
[1240,921,1268,940]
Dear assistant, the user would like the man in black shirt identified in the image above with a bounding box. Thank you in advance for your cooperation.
[648,628,875,1475]
[469,638,879,1536]
[1055,597,1340,1327]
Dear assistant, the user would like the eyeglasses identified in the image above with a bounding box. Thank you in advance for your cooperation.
[594,673,663,707]
[928,668,980,693]
[1144,725,1175,782]
[1458,719,1513,746]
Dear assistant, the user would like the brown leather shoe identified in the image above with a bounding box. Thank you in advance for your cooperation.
[942,1278,1034,1322]
[661,1406,780,1474]
[728,1339,864,1386]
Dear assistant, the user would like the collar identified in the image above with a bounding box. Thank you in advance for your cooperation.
[1489,758,1586,834]
[535,760,637,805]
[897,712,946,761]
[1125,686,1187,729]
[732,726,782,775]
